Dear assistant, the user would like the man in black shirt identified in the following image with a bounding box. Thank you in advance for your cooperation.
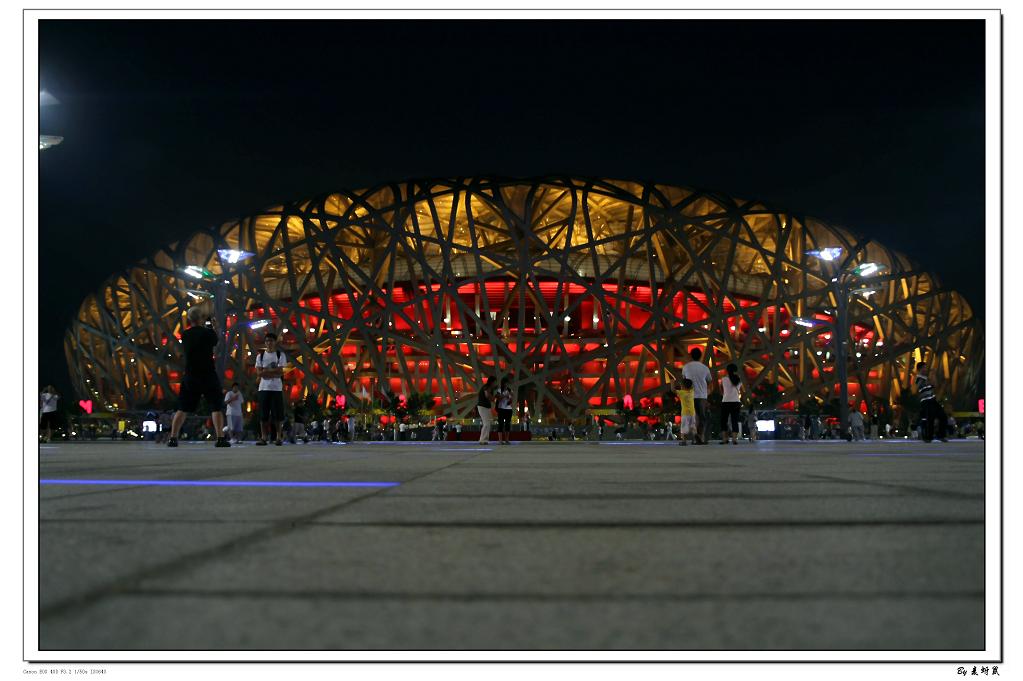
[914,361,948,443]
[167,307,230,447]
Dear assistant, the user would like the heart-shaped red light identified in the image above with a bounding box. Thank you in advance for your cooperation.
[78,399,93,414]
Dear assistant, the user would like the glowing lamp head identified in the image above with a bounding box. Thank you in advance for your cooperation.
[806,247,843,261]
[39,135,63,150]
[852,262,885,277]
[182,265,212,280]
[217,249,255,264]
[793,317,818,328]
[248,319,271,330]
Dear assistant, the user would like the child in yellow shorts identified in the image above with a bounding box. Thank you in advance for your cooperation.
[673,378,696,446]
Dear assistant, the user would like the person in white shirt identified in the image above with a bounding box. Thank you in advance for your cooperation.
[223,382,244,443]
[39,385,60,443]
[719,363,743,445]
[254,333,287,446]
[682,348,714,444]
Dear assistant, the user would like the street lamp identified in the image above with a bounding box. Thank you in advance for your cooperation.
[180,249,256,378]
[804,247,886,437]
[40,91,63,151]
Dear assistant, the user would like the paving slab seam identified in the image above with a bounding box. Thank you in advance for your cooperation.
[38,462,195,476]
[38,448,492,621]
[39,518,287,526]
[382,492,974,500]
[304,519,984,529]
[119,588,986,603]
[782,472,987,500]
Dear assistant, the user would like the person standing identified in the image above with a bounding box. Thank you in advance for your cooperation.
[849,409,865,441]
[682,348,714,444]
[914,362,948,443]
[672,377,696,446]
[719,363,743,445]
[495,378,514,446]
[254,332,287,446]
[167,307,230,448]
[746,410,759,442]
[157,409,173,443]
[292,403,307,443]
[223,382,245,443]
[39,385,60,443]
[476,376,496,445]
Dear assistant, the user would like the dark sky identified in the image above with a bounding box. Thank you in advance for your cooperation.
[38,19,986,399]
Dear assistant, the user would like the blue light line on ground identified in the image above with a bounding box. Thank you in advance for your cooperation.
[40,479,400,488]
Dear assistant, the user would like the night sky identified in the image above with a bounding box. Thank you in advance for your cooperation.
[38,19,986,400]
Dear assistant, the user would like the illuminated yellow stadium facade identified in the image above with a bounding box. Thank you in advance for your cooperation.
[65,177,983,422]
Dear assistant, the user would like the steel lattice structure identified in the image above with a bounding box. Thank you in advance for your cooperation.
[65,177,983,421]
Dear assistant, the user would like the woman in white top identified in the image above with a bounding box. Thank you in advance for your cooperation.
[719,363,743,445]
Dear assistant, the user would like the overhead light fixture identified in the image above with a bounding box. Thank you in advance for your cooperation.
[39,135,63,150]
[806,247,843,261]
[852,262,885,277]
[793,317,818,328]
[248,319,271,330]
[853,285,882,298]
[181,265,212,280]
[217,249,255,264]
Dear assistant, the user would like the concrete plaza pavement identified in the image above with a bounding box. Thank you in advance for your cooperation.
[36,437,986,652]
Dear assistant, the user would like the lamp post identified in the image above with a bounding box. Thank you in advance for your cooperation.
[804,249,885,437]
[181,249,255,379]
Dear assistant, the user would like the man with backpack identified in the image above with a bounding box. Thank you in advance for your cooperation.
[255,332,287,446]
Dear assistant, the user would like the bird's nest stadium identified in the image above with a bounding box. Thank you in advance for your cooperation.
[65,177,983,423]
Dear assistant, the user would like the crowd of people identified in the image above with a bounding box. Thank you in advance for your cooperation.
[43,308,979,447]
